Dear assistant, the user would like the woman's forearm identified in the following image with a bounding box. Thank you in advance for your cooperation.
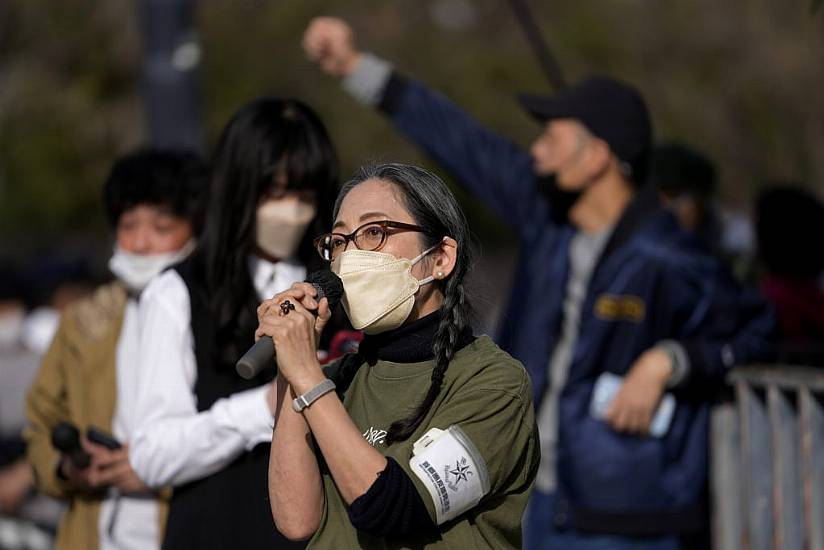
[269,375,324,540]
[259,294,387,510]
[296,375,387,505]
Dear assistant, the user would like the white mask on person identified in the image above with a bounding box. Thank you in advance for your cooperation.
[255,199,316,259]
[108,239,196,293]
[21,307,60,355]
[330,242,441,335]
[0,308,25,349]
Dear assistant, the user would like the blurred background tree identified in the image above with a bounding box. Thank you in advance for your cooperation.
[1,0,823,273]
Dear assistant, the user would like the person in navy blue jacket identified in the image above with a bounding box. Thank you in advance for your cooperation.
[303,17,775,550]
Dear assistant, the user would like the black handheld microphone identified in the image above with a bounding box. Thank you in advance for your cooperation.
[51,421,91,470]
[236,270,344,380]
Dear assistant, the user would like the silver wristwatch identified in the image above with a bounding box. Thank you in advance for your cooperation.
[292,379,336,413]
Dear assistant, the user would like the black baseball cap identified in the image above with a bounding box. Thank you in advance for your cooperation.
[518,76,652,182]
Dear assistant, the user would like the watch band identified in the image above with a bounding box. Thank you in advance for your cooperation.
[292,379,336,413]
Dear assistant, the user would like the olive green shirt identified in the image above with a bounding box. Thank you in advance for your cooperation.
[310,336,540,550]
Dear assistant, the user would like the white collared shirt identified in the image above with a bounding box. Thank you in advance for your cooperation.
[99,298,160,550]
[128,257,306,489]
[248,255,307,303]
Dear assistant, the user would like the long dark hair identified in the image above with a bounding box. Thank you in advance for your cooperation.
[199,98,337,360]
[334,163,474,445]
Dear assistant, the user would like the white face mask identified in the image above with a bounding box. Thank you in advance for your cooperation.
[21,307,60,355]
[330,243,440,335]
[108,239,197,293]
[256,198,316,259]
[0,308,25,349]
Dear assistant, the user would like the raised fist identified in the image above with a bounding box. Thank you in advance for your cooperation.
[302,17,361,78]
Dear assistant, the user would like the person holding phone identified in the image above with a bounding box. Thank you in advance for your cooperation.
[25,149,208,550]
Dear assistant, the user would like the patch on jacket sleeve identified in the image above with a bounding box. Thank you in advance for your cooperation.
[594,294,646,323]
[409,425,490,524]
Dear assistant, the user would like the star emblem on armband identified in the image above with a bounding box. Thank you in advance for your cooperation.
[449,457,473,484]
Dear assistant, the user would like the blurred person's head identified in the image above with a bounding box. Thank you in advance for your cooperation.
[25,257,97,311]
[103,148,208,292]
[648,143,718,235]
[21,258,97,354]
[0,262,27,350]
[324,162,471,443]
[199,97,337,342]
[756,184,824,279]
[520,76,652,194]
[756,185,824,346]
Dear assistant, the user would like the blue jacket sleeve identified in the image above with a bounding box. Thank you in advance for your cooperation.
[661,257,777,389]
[378,73,550,237]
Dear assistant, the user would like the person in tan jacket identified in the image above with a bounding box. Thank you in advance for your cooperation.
[24,149,208,550]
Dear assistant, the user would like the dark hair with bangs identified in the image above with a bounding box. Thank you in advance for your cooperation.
[103,148,208,232]
[197,97,338,361]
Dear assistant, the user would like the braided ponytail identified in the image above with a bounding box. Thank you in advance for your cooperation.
[385,275,470,444]
[334,163,475,446]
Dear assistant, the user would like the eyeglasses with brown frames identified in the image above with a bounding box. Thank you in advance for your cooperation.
[314,220,431,261]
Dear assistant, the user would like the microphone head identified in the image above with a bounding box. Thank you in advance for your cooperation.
[306,270,343,309]
[51,422,81,453]
[51,421,91,469]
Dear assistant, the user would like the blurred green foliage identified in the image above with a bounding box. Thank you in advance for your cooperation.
[1,0,823,266]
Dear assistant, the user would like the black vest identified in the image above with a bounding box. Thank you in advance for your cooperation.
[162,258,305,550]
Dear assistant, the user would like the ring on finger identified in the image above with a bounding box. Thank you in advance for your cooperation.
[280,300,296,316]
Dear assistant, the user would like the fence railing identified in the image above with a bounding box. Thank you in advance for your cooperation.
[712,366,824,550]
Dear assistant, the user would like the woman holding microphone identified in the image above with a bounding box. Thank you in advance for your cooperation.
[258,163,539,549]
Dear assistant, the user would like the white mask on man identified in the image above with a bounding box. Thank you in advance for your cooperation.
[0,308,25,349]
[255,198,316,259]
[108,239,196,293]
[21,307,60,355]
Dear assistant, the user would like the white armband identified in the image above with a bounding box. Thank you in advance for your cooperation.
[409,425,490,524]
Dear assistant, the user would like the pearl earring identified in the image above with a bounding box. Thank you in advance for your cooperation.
[436,271,445,279]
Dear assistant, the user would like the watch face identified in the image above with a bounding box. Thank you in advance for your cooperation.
[291,379,336,413]
[292,397,305,413]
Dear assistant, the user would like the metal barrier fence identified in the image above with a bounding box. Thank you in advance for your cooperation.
[712,366,824,550]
